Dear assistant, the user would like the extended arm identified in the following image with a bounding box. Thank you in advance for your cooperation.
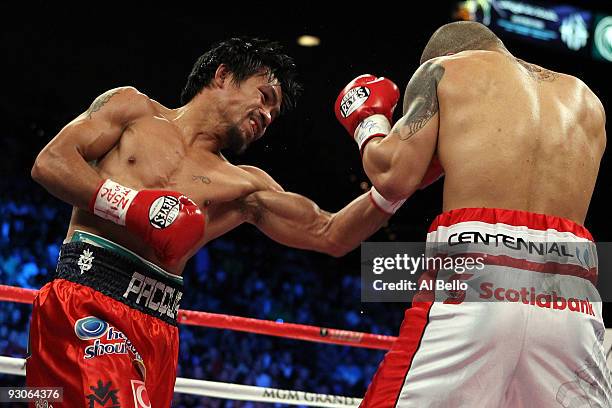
[241,188,390,257]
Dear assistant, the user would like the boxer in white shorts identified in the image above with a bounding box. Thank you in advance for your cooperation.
[334,21,610,407]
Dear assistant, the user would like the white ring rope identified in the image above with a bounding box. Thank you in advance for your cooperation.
[0,356,362,407]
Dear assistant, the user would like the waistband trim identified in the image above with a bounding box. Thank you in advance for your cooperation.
[70,230,182,285]
[428,208,593,241]
[55,240,183,326]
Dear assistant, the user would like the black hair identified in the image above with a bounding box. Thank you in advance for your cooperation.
[420,21,506,64]
[181,37,302,112]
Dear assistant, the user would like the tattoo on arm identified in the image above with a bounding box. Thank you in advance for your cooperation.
[86,90,120,118]
[516,59,558,82]
[398,62,445,140]
[192,175,212,184]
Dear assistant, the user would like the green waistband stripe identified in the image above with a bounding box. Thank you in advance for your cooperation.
[70,230,183,285]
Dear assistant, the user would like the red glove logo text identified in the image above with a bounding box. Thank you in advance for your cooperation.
[148,196,180,229]
[340,86,370,118]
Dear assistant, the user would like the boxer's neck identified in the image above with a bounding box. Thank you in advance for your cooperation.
[173,92,231,152]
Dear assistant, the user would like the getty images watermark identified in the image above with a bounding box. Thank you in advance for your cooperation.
[362,242,486,302]
[361,241,607,304]
[371,252,485,292]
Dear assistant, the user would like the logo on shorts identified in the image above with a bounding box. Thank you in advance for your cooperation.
[148,196,180,229]
[75,316,144,366]
[75,316,109,340]
[447,231,578,257]
[340,86,370,118]
[86,380,120,407]
[123,272,183,319]
[78,249,95,274]
[131,380,151,408]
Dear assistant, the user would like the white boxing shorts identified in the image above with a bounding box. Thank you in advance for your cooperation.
[360,207,611,408]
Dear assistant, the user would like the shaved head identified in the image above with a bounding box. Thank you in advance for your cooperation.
[420,21,506,64]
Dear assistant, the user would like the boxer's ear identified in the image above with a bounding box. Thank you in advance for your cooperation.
[213,64,231,88]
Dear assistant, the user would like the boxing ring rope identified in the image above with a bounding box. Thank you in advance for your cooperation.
[0,356,360,407]
[0,285,395,350]
[0,284,391,406]
[3,284,610,406]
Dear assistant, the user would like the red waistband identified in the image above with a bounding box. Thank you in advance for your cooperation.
[429,207,593,241]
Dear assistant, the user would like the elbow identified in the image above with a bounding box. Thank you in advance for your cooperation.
[372,172,419,202]
[31,155,47,184]
[31,149,57,186]
[327,243,352,258]
[319,220,354,258]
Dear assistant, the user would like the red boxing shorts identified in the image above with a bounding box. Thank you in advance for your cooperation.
[361,207,611,408]
[26,231,182,408]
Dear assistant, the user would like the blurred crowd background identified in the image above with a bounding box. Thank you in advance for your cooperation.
[0,179,404,406]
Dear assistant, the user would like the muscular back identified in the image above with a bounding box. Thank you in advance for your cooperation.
[437,51,606,224]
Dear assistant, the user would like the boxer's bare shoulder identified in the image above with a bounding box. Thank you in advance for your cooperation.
[212,165,284,225]
[237,165,284,192]
[428,51,562,90]
[571,76,607,132]
[79,86,155,123]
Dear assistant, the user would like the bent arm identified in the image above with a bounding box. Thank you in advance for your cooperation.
[242,189,390,257]
[31,87,147,209]
[362,61,444,200]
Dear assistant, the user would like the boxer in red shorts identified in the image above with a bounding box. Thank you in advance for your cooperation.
[335,21,609,407]
[28,38,397,407]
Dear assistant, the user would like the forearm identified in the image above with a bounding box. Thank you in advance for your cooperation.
[250,189,390,257]
[362,137,393,191]
[31,144,103,209]
[362,135,420,202]
[361,117,433,201]
[353,115,419,200]
[324,190,391,255]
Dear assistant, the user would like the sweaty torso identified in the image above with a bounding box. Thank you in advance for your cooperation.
[436,51,605,225]
[67,100,268,275]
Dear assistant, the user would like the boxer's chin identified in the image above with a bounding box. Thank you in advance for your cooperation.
[225,125,248,155]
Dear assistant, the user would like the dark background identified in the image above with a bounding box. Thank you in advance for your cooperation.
[2,2,610,238]
[1,0,611,403]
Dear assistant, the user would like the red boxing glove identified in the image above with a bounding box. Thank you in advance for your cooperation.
[335,75,400,153]
[90,179,205,267]
[419,155,445,189]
